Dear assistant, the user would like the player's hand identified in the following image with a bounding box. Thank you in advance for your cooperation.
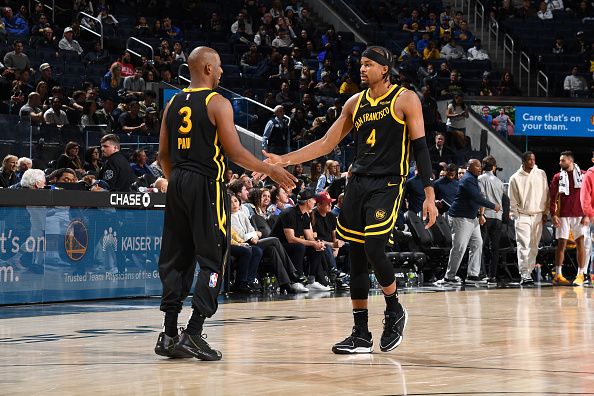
[581,216,590,226]
[422,197,438,229]
[262,150,285,166]
[552,215,560,228]
[494,203,501,213]
[479,215,486,226]
[266,163,297,192]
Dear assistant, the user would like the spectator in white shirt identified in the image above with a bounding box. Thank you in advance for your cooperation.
[441,36,466,60]
[563,66,588,97]
[271,29,293,48]
[546,0,564,11]
[231,11,253,36]
[467,38,490,61]
[43,97,69,126]
[537,1,553,19]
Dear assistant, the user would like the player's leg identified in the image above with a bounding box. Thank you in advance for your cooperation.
[364,234,407,352]
[156,169,195,358]
[553,217,570,285]
[173,175,226,361]
[333,176,373,353]
[332,241,373,354]
[362,178,407,352]
[572,220,588,286]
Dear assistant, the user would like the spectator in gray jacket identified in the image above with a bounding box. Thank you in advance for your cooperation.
[19,92,44,124]
[58,27,83,55]
[441,36,466,60]
[3,39,30,70]
[123,67,146,99]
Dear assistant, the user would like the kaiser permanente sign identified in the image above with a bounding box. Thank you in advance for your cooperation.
[516,106,594,137]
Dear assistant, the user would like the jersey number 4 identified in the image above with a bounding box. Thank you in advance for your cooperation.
[366,129,376,148]
[178,106,192,134]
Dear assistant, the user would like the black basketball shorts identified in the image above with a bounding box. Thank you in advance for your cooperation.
[337,174,405,244]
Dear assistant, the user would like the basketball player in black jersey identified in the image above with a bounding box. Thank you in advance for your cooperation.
[154,47,296,361]
[263,46,438,353]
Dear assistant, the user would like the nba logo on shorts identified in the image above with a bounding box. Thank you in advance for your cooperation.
[209,272,218,288]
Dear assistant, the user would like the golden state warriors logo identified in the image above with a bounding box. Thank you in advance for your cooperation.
[64,220,88,261]
[375,209,387,220]
[590,114,594,126]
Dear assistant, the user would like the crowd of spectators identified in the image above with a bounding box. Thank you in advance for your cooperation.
[487,0,593,97]
[0,0,532,197]
[0,135,166,192]
[225,164,350,295]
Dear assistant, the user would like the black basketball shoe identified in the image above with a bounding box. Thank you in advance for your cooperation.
[380,308,408,352]
[171,332,222,361]
[154,332,183,358]
[331,326,373,354]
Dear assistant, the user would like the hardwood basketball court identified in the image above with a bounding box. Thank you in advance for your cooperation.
[2,287,594,395]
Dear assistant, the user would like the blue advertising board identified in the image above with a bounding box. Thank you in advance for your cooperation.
[161,88,178,109]
[0,207,174,305]
[515,106,594,137]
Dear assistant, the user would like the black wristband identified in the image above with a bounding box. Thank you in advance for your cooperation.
[411,137,434,188]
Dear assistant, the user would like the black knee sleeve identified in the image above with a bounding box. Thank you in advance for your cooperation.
[364,238,395,287]
[349,242,370,300]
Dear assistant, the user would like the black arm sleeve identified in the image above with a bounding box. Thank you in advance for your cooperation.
[411,137,434,188]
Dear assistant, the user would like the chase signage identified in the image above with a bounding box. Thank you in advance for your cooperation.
[109,193,151,208]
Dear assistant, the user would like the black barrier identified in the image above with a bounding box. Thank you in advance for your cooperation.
[0,189,166,209]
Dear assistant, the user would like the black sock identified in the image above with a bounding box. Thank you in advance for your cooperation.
[384,291,403,314]
[164,312,178,337]
[353,309,369,333]
[186,310,206,336]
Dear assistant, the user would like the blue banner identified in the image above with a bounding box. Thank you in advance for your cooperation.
[0,207,172,305]
[515,106,594,137]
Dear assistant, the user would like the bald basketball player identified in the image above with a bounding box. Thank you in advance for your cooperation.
[263,46,437,354]
[154,47,296,361]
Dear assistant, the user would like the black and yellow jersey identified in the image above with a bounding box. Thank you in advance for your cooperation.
[350,84,409,177]
[165,87,226,182]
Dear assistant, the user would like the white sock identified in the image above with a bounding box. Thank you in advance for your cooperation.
[578,267,584,275]
[556,266,563,276]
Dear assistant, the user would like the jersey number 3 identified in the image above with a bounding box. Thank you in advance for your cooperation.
[178,106,192,134]
[366,129,376,148]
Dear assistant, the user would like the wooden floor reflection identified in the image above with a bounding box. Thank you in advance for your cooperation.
[2,287,594,395]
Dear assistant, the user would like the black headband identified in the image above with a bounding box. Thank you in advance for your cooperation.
[361,48,391,67]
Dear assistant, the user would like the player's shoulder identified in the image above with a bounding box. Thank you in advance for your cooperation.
[393,87,419,106]
[206,91,230,107]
